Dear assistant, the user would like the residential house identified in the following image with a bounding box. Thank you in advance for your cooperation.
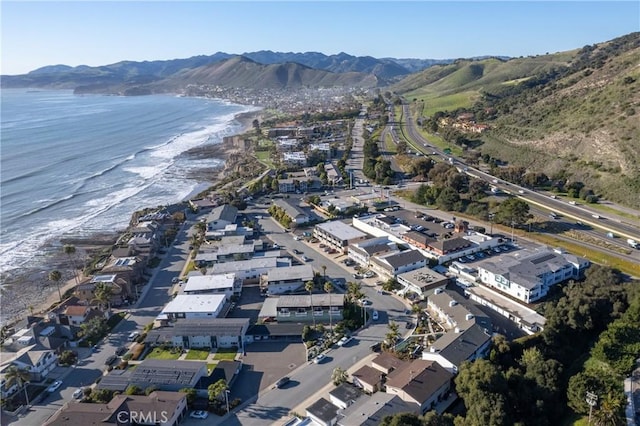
[278,178,308,194]
[273,199,310,224]
[329,383,362,409]
[145,318,249,351]
[421,323,492,374]
[477,250,590,303]
[384,359,453,414]
[351,364,384,394]
[160,294,227,320]
[275,294,345,324]
[396,267,450,300]
[182,273,241,297]
[206,204,238,231]
[209,257,292,284]
[189,197,219,212]
[283,151,307,166]
[348,237,398,268]
[44,391,188,426]
[313,221,368,254]
[263,264,314,295]
[100,255,144,285]
[369,250,427,279]
[306,397,339,426]
[371,352,407,376]
[88,274,131,307]
[0,344,58,384]
[127,220,162,256]
[337,393,416,426]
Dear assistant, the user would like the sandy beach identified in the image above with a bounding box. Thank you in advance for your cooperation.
[0,108,263,329]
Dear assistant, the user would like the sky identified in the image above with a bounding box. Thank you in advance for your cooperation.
[1,1,638,75]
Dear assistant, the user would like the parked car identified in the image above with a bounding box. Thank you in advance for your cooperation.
[72,388,84,399]
[293,249,302,254]
[190,411,209,419]
[372,310,379,321]
[128,331,140,341]
[274,376,290,389]
[47,380,63,393]
[337,336,353,347]
[105,355,118,365]
[115,346,128,356]
[301,255,310,262]
[313,353,326,364]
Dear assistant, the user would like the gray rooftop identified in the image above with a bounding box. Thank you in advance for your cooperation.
[429,323,491,366]
[329,383,362,404]
[377,249,426,269]
[307,397,339,423]
[338,393,414,426]
[315,220,367,241]
[276,293,345,308]
[267,264,314,282]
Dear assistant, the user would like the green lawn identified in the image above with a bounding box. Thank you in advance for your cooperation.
[213,347,238,361]
[145,347,181,360]
[185,348,210,360]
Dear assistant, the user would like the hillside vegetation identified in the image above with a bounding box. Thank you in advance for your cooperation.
[393,32,640,208]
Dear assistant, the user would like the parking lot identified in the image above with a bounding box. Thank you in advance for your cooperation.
[230,342,305,402]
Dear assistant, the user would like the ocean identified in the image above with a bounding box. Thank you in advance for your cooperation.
[0,89,255,279]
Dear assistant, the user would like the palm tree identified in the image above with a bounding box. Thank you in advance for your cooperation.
[92,282,113,311]
[63,244,79,284]
[305,280,316,328]
[385,321,401,351]
[593,392,625,426]
[4,365,31,406]
[48,270,63,302]
[324,281,334,330]
[331,367,348,386]
[321,265,327,283]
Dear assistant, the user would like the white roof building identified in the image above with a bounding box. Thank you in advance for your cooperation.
[183,273,240,296]
[161,294,226,320]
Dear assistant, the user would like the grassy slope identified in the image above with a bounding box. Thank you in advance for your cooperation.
[392,33,640,208]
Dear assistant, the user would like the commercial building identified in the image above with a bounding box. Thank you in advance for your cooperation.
[313,220,368,254]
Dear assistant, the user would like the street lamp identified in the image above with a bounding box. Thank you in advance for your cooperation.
[586,391,598,424]
[488,213,495,236]
[224,389,231,414]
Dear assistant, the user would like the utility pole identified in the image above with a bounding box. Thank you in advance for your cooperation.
[488,213,495,236]
[586,391,598,424]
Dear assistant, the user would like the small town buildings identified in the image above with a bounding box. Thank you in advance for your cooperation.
[0,344,58,384]
[75,274,131,308]
[275,294,345,324]
[369,249,427,279]
[182,273,241,297]
[306,397,339,426]
[351,364,384,394]
[397,267,450,300]
[278,178,308,194]
[477,250,590,303]
[283,151,307,166]
[189,197,219,212]
[44,391,188,426]
[206,204,238,231]
[329,383,362,409]
[384,359,453,414]
[101,255,144,285]
[209,257,292,284]
[272,199,310,224]
[263,264,314,295]
[337,393,415,426]
[313,221,368,254]
[348,237,398,267]
[145,318,249,350]
[97,359,207,393]
[160,294,227,320]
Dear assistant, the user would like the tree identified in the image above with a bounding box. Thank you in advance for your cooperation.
[207,379,227,401]
[385,321,401,350]
[179,387,197,406]
[436,187,461,211]
[48,270,63,303]
[305,280,316,328]
[58,350,78,366]
[144,385,159,396]
[89,388,113,403]
[63,244,79,284]
[593,392,625,426]
[125,384,143,395]
[455,359,511,425]
[331,367,348,386]
[494,197,530,226]
[80,317,108,344]
[93,282,113,311]
[380,412,424,426]
[324,281,334,329]
[4,365,31,406]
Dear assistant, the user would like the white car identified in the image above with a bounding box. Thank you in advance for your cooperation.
[47,380,63,393]
[337,336,352,347]
[313,353,326,364]
[128,331,140,341]
[372,310,379,321]
[190,410,209,419]
[72,388,83,399]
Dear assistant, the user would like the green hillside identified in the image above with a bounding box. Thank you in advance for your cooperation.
[393,32,640,208]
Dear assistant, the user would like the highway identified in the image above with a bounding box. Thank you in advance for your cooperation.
[398,102,640,245]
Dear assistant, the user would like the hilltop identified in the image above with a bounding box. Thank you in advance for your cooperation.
[393,32,640,208]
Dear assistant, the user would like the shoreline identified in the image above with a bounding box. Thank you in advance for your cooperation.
[0,106,263,328]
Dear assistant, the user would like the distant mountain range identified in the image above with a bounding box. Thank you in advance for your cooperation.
[1,50,500,94]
